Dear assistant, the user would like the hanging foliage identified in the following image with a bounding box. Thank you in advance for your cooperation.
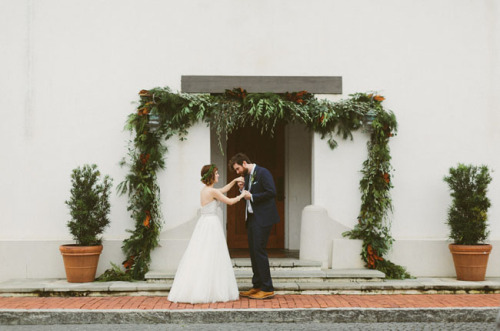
[100,87,410,280]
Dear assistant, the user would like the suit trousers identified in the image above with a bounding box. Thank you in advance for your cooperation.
[246,213,274,292]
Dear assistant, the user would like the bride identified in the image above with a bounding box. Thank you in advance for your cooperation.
[167,164,246,304]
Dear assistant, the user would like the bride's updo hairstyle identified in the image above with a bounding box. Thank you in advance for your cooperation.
[201,164,218,185]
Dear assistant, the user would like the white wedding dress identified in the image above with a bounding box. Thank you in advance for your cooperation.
[167,200,239,303]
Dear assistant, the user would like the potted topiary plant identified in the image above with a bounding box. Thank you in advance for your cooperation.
[443,163,493,281]
[60,164,113,283]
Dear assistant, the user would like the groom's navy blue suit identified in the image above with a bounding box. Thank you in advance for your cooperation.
[244,165,280,292]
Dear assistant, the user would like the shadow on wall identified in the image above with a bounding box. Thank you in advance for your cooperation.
[149,210,201,272]
[299,205,355,268]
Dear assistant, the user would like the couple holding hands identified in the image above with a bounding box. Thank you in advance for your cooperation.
[168,153,280,303]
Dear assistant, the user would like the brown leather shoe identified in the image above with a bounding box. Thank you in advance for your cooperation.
[249,290,275,300]
[239,288,261,297]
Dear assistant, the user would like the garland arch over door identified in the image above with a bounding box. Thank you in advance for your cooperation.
[109,75,411,281]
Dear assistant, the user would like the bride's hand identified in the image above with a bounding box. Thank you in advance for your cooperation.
[235,177,245,189]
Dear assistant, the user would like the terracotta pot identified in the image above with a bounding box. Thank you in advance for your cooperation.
[448,244,492,281]
[59,245,103,283]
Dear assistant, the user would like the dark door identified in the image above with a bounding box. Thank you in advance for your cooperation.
[226,125,285,249]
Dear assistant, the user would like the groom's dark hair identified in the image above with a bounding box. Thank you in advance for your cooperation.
[228,153,251,170]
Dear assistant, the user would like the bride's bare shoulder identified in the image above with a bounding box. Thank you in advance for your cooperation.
[201,186,217,193]
[200,187,217,199]
[200,187,218,206]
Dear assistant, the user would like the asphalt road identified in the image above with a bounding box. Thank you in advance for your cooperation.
[1,323,497,330]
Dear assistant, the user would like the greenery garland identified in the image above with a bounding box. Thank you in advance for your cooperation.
[99,87,410,281]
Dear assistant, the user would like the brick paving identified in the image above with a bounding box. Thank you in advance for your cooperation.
[0,294,499,310]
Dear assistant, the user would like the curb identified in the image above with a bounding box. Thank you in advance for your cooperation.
[1,307,498,325]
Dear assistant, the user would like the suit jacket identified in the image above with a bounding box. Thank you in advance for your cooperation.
[245,165,280,227]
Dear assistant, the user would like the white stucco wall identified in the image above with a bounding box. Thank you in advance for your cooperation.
[1,0,499,280]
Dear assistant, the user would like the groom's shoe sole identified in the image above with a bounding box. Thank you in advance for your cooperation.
[239,288,261,297]
[249,291,275,300]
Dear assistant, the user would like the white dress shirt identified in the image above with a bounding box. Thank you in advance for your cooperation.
[247,164,256,214]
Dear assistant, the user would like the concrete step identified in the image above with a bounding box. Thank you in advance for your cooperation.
[146,258,385,286]
[3,277,500,296]
[232,258,323,271]
[145,258,323,282]
[145,268,385,284]
[146,258,384,284]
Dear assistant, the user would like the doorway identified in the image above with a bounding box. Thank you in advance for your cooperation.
[226,125,285,249]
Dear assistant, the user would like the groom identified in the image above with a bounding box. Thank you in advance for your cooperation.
[229,153,280,300]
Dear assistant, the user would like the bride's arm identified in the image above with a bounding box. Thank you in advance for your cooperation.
[212,188,246,206]
[218,176,244,194]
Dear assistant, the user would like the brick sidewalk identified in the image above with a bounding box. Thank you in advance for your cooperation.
[1,294,499,310]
